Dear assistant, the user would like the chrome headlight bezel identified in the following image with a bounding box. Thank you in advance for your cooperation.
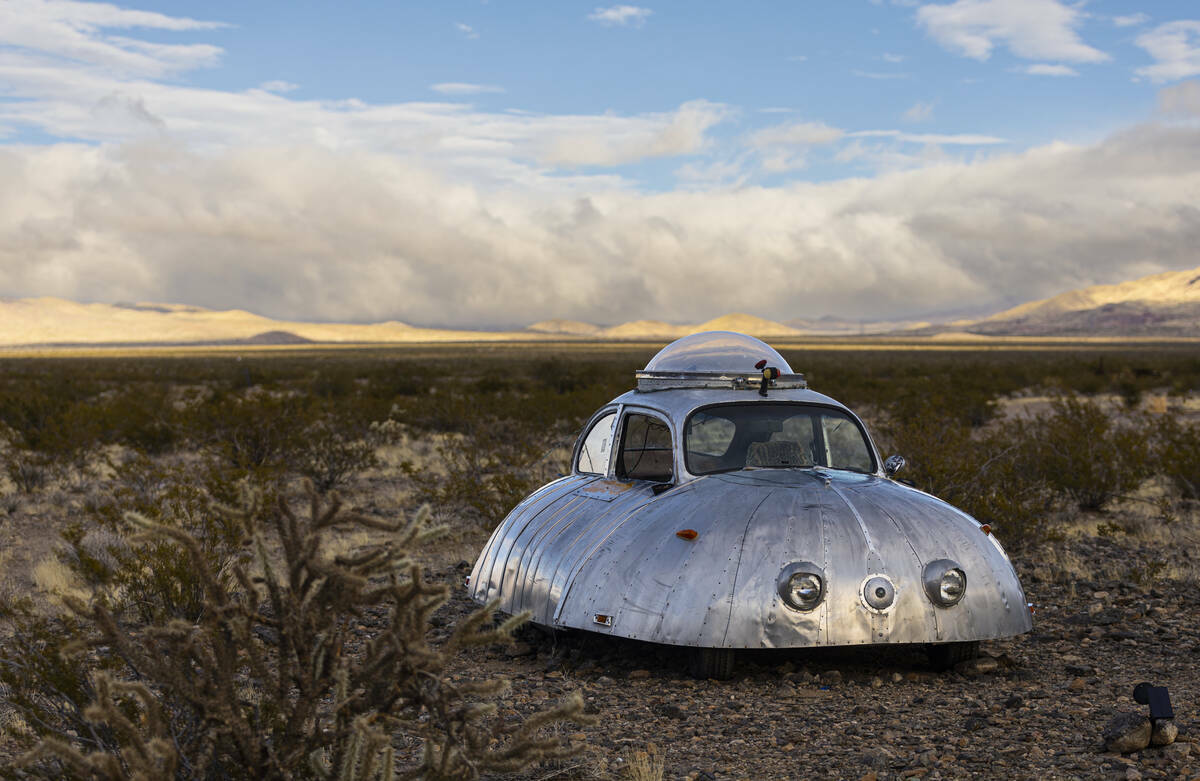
[923,559,967,607]
[777,562,825,612]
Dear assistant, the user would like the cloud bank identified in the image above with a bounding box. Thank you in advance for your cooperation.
[2,0,1200,330]
[3,120,1200,328]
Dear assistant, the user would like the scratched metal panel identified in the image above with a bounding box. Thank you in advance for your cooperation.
[550,476,762,646]
[513,481,664,625]
[840,479,1032,641]
[469,475,590,611]
[723,477,832,649]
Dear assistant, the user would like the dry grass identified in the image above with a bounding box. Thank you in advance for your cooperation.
[624,742,664,781]
[30,556,89,607]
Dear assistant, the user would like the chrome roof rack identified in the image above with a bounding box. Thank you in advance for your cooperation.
[635,370,807,392]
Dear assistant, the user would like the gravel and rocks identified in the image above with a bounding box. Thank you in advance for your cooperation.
[428,532,1200,780]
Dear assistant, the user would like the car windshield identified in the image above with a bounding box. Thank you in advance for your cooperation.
[685,403,875,475]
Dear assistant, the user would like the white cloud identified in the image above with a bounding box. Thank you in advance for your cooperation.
[852,70,910,79]
[1158,80,1200,116]
[1113,13,1150,28]
[903,101,934,122]
[4,124,1199,328]
[749,120,844,173]
[454,22,479,39]
[882,52,906,63]
[430,82,505,95]
[750,120,844,148]
[917,0,1109,63]
[258,80,298,94]
[2,0,1200,329]
[1024,63,1079,76]
[849,130,1005,145]
[0,0,225,78]
[1136,21,1200,83]
[587,5,652,27]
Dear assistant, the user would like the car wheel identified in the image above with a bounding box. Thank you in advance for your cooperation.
[689,648,735,680]
[926,641,980,671]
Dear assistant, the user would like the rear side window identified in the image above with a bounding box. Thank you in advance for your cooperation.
[617,413,674,482]
[576,411,616,475]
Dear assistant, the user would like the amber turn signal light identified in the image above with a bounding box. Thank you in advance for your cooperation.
[980,524,992,536]
[676,529,698,540]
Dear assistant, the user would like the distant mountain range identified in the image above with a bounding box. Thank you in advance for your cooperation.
[944,266,1200,337]
[2,265,1198,347]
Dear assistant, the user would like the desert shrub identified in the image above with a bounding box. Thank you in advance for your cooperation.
[0,602,130,768]
[1027,395,1153,511]
[65,456,249,624]
[188,391,316,474]
[4,482,587,780]
[88,387,180,455]
[1152,412,1200,500]
[296,419,380,494]
[878,393,1053,545]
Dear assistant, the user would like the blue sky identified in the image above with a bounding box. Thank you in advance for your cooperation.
[2,1,1200,327]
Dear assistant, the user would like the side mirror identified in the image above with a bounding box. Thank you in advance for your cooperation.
[884,454,906,478]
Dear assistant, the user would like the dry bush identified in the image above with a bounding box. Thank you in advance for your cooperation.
[878,391,1054,546]
[3,482,587,780]
[624,742,664,781]
[1028,395,1153,511]
[1152,412,1200,500]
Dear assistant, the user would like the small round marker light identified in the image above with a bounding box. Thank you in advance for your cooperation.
[676,529,698,540]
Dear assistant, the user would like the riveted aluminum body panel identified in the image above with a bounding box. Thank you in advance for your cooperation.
[469,346,1033,650]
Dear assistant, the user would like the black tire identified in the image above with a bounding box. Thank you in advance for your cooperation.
[689,648,736,680]
[926,641,980,671]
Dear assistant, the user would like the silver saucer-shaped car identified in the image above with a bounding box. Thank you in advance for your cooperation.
[469,331,1032,677]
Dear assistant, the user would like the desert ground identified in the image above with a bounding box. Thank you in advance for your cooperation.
[1,340,1198,780]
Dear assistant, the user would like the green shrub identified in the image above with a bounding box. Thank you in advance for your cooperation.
[1028,396,1153,511]
[296,420,379,494]
[878,394,1053,545]
[1152,412,1200,500]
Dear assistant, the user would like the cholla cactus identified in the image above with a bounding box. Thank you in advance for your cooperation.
[16,481,586,779]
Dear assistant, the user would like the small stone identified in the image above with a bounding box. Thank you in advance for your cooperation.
[956,656,998,675]
[871,676,883,689]
[964,716,988,731]
[628,669,651,679]
[1150,719,1178,746]
[595,676,614,686]
[859,774,877,781]
[1124,767,1142,781]
[654,703,686,720]
[1067,677,1087,692]
[1103,712,1152,754]
[822,669,843,684]
[1162,741,1191,760]
[505,642,536,658]
[1004,695,1024,709]
[891,672,904,684]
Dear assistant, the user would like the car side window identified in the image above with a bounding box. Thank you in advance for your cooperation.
[617,412,674,482]
[576,411,617,475]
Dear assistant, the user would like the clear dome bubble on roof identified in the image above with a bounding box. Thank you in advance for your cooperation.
[642,331,794,374]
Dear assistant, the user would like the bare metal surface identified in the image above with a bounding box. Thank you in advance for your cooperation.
[469,333,1033,651]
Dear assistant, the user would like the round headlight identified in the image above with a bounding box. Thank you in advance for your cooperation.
[923,559,967,607]
[777,563,824,612]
